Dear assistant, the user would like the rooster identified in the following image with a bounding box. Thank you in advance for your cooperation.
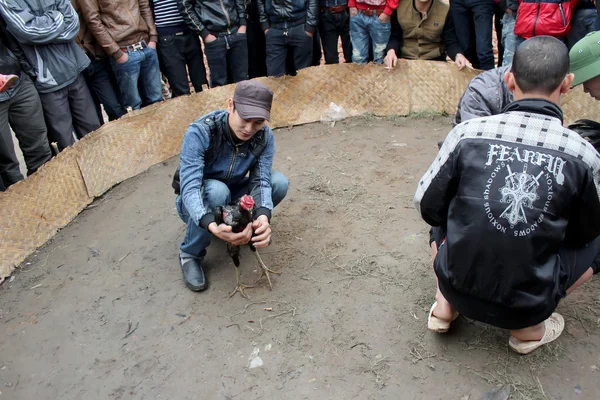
[214,194,281,298]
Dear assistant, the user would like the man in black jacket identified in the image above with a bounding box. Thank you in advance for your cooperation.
[179,0,247,87]
[415,36,600,354]
[0,17,52,191]
[150,0,207,95]
[258,0,318,77]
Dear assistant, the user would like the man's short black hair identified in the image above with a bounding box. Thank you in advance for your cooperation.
[511,36,570,95]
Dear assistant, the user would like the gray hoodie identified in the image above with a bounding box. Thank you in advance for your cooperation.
[0,0,89,93]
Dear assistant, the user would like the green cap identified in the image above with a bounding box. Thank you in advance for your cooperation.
[570,31,600,87]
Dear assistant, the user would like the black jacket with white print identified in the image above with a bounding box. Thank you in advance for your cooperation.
[414,98,600,329]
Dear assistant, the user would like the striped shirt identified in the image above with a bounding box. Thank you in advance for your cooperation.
[153,0,185,27]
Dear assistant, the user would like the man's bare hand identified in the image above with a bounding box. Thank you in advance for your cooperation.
[238,25,247,34]
[378,13,391,23]
[209,222,252,245]
[384,49,398,71]
[349,7,358,16]
[454,53,471,70]
[116,52,129,64]
[205,34,218,43]
[148,41,156,49]
[251,215,272,248]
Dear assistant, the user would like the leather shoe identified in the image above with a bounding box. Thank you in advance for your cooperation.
[180,257,206,291]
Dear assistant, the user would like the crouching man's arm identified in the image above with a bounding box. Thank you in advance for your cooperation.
[179,124,215,229]
[413,129,461,227]
[249,131,275,248]
[565,169,600,247]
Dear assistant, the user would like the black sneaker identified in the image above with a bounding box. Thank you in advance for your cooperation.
[180,257,207,291]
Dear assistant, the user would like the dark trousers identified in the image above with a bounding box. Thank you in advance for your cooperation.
[450,0,495,70]
[246,10,268,78]
[265,24,313,77]
[312,26,322,66]
[430,226,600,292]
[157,31,207,97]
[494,3,504,67]
[83,57,125,122]
[319,9,352,64]
[0,74,52,189]
[39,73,101,151]
[203,29,248,87]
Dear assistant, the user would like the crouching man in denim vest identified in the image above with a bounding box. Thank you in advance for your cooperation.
[172,80,289,291]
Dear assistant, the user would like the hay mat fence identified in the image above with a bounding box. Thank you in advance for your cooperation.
[1,61,598,281]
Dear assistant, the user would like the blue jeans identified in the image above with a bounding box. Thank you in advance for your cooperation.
[349,12,391,64]
[176,171,290,258]
[501,13,517,67]
[568,9,600,49]
[110,46,163,110]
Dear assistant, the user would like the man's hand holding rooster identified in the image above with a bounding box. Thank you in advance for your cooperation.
[208,222,253,245]
[252,215,272,248]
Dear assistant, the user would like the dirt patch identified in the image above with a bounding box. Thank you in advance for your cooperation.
[1,116,600,400]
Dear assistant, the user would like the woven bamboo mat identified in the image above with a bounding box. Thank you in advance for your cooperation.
[0,61,598,281]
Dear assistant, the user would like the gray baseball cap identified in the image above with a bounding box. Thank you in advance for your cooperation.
[233,80,274,121]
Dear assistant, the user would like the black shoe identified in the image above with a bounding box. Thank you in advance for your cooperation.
[180,257,206,291]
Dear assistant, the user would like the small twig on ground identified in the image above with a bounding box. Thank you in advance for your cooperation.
[117,252,131,263]
[229,384,259,398]
[350,342,372,350]
[366,356,391,388]
[23,244,71,272]
[122,321,139,339]
[258,307,297,330]
[536,376,548,399]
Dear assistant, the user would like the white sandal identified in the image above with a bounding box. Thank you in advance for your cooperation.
[508,313,565,354]
[427,301,459,333]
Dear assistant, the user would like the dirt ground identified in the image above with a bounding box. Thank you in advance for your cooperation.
[2,116,600,400]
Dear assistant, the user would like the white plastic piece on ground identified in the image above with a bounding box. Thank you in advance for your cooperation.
[320,103,347,123]
[248,347,264,369]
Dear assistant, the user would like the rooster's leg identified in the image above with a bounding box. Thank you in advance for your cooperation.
[253,249,281,290]
[229,244,254,299]
[230,265,254,299]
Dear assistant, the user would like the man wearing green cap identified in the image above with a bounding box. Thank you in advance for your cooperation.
[570,31,600,101]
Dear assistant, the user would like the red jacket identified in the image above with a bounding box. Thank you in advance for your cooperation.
[514,0,578,39]
[348,0,400,16]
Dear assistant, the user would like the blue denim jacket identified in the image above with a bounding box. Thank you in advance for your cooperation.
[179,110,275,229]
[319,0,348,8]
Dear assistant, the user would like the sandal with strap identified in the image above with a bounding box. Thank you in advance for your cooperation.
[0,74,18,93]
[427,301,459,333]
[508,313,565,355]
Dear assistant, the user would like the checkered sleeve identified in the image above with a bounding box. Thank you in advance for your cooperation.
[413,125,464,226]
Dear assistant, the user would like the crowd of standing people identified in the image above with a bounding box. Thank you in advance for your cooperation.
[0,0,599,191]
